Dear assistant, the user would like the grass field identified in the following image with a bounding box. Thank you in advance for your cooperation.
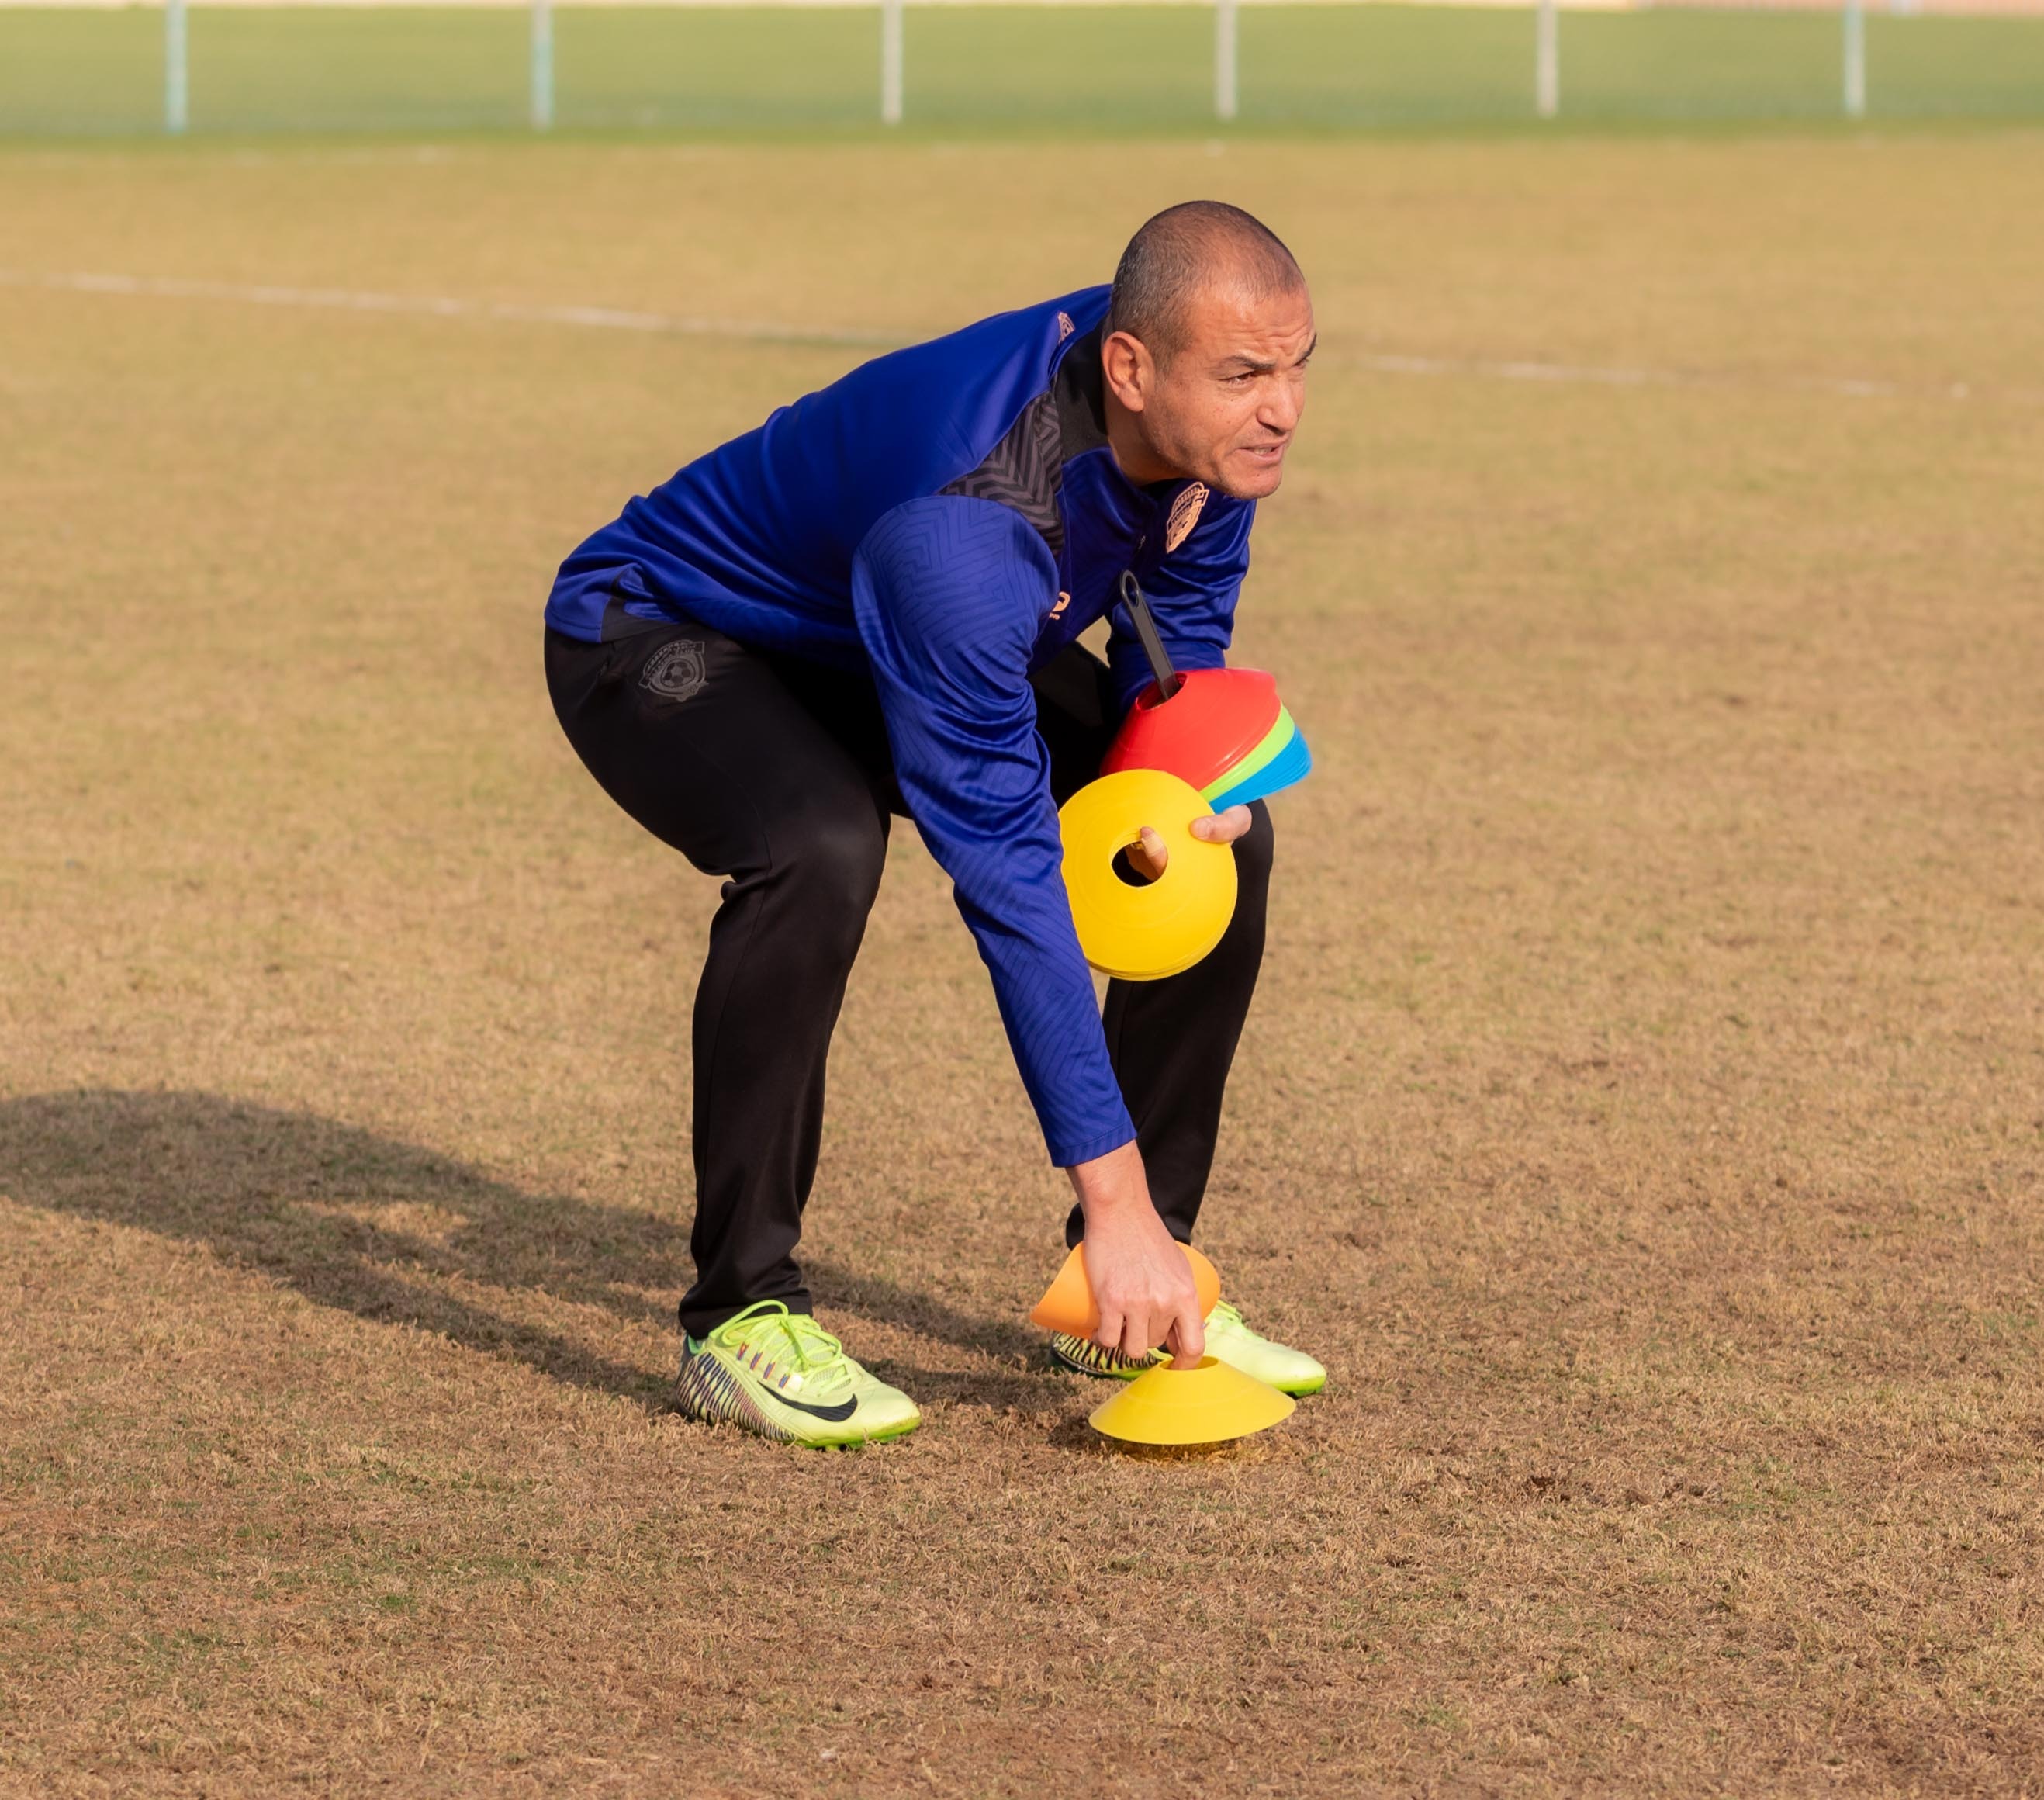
[4,126,2044,1795]
[3,4,2044,135]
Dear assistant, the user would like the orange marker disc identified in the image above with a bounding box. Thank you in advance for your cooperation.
[1029,1241,1223,1338]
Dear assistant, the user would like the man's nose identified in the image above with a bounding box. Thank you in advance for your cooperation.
[1257,377,1304,436]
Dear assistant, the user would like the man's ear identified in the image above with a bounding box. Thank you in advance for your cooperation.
[1101,329,1153,414]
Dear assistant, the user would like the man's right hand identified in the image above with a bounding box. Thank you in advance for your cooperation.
[1066,1141,1206,1365]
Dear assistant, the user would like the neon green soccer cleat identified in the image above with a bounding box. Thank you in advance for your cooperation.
[1050,1299,1326,1397]
[674,1300,921,1449]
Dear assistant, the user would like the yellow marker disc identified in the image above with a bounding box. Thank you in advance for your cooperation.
[1059,770,1238,982]
[1088,1356,1297,1447]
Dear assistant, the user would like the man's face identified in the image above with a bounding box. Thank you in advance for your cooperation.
[1125,282,1315,500]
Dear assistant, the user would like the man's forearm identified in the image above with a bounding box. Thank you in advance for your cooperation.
[1067,1139,1150,1221]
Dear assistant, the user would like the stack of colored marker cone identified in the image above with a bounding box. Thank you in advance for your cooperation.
[1101,666,1312,812]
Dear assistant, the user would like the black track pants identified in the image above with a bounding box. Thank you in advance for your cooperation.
[545,621,1272,1337]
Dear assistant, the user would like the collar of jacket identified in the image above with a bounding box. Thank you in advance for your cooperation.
[1053,322,1198,518]
[1053,322,1112,464]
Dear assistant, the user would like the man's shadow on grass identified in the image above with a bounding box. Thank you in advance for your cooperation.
[0,1089,1043,1413]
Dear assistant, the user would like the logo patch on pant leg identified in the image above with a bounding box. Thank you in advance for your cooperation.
[641,639,707,703]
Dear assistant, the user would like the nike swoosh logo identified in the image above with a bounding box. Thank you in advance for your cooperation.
[773,1391,858,1423]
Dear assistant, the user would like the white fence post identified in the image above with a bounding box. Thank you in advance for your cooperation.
[1843,0,1867,117]
[1216,0,1238,123]
[530,0,554,131]
[164,0,188,133]
[880,0,904,125]
[1536,0,1558,119]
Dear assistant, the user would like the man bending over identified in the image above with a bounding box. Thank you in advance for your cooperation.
[544,201,1326,1446]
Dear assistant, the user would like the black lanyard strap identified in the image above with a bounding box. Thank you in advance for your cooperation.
[1118,569,1182,702]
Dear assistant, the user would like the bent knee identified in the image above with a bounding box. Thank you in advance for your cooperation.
[774,811,887,928]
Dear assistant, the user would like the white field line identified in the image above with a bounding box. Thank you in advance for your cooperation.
[0,267,900,349]
[0,265,2010,403]
[1347,346,1987,403]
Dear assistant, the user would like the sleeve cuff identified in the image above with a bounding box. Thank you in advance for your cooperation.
[1045,1119,1139,1170]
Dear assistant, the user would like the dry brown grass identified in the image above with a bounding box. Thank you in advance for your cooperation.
[2,131,2042,1796]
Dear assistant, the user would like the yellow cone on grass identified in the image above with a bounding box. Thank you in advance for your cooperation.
[1088,1355,1296,1447]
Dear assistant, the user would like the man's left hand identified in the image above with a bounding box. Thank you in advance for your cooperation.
[1129,803,1252,881]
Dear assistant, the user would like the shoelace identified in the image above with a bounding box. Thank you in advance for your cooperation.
[709,1303,853,1391]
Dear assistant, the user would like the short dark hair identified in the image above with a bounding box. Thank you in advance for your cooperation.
[1104,201,1305,359]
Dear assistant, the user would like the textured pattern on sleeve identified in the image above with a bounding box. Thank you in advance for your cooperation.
[852,495,1136,1168]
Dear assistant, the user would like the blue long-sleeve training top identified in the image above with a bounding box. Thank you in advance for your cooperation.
[545,286,1255,1166]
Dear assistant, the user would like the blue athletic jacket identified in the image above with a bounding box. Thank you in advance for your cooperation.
[545,286,1255,1167]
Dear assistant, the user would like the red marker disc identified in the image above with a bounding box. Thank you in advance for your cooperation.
[1100,666,1282,795]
